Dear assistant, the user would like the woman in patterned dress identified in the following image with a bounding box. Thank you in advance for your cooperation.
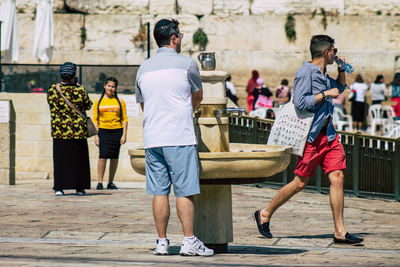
[47,62,92,196]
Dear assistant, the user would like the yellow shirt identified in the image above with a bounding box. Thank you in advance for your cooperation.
[93,97,127,129]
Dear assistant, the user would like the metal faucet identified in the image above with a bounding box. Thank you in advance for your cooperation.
[214,109,224,119]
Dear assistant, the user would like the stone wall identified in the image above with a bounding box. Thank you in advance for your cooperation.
[0,92,145,182]
[1,0,400,89]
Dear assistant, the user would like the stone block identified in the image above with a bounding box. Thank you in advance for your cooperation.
[251,0,344,15]
[178,0,212,15]
[18,14,36,50]
[85,15,141,50]
[15,157,53,174]
[54,14,84,50]
[0,134,10,154]
[65,0,149,14]
[213,0,250,16]
[0,152,10,168]
[344,0,400,15]
[16,124,51,141]
[16,141,53,157]
[0,169,11,185]
[149,0,176,15]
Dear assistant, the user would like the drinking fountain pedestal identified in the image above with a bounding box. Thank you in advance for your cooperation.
[193,71,232,252]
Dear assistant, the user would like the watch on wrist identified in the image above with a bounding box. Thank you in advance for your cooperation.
[321,91,326,100]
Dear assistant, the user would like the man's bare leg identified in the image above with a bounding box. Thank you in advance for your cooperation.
[153,195,170,238]
[176,196,194,237]
[328,170,346,239]
[260,175,310,223]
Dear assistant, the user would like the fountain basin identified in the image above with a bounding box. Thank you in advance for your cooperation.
[128,143,291,184]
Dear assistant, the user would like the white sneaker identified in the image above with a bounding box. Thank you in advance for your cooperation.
[179,236,214,256]
[154,238,169,255]
[55,190,64,196]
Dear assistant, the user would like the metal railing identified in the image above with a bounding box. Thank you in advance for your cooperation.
[229,115,400,201]
[0,63,140,93]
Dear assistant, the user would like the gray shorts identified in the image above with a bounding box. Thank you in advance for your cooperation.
[145,145,200,197]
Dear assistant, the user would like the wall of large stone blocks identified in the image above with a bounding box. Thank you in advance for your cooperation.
[1,0,400,91]
[0,92,145,182]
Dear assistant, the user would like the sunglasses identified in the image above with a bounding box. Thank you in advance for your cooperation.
[327,48,338,54]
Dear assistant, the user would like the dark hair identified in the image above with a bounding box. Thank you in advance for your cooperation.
[226,74,231,81]
[355,74,364,83]
[281,79,288,86]
[154,19,180,47]
[375,74,384,84]
[310,35,335,59]
[97,77,123,123]
[392,72,400,86]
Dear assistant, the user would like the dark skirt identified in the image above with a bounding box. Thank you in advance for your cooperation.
[351,101,365,123]
[98,128,123,159]
[53,139,91,191]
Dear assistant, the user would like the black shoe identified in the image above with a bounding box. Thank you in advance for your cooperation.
[76,190,86,196]
[253,210,273,238]
[334,232,364,244]
[107,183,118,190]
[96,183,103,190]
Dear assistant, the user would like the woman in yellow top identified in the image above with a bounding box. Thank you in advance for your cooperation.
[93,77,128,190]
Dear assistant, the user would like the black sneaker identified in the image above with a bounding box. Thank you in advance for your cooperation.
[107,183,118,190]
[96,183,103,190]
[253,210,273,238]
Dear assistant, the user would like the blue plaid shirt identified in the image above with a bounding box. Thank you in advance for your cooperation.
[293,62,346,143]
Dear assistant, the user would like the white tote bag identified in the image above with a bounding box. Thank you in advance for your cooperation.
[267,101,315,157]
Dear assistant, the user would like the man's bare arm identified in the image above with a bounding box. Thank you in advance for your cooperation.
[192,88,203,111]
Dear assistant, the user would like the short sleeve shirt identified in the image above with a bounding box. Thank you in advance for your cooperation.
[135,47,202,149]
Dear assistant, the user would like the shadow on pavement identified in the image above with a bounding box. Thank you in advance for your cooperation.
[167,245,307,255]
[283,233,370,239]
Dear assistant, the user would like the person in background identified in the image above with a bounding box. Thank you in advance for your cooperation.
[389,72,400,118]
[275,79,291,107]
[370,74,386,105]
[225,74,238,105]
[253,35,364,245]
[93,77,128,190]
[47,62,92,196]
[350,74,368,130]
[246,70,259,112]
[135,18,214,257]
[252,77,273,110]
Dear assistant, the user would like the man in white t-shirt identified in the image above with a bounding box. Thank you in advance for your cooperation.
[135,19,213,257]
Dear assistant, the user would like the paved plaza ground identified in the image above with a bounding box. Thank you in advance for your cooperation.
[0,179,399,266]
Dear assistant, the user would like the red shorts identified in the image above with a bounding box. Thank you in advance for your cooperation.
[294,133,346,177]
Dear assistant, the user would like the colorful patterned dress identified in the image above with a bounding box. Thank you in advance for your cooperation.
[47,82,93,191]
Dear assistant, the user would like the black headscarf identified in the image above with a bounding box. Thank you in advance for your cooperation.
[59,62,77,80]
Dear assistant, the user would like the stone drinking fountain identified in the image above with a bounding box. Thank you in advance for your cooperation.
[128,54,291,252]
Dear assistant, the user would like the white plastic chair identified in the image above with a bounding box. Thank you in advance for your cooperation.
[333,108,354,132]
[368,104,384,135]
[386,125,400,138]
[382,105,400,135]
[249,108,267,119]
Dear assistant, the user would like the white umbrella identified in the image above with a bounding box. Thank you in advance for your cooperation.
[33,0,54,63]
[0,0,19,63]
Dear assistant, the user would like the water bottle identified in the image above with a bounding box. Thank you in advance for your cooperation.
[334,56,354,74]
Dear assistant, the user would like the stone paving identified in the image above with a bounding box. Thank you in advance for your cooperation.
[0,179,399,266]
